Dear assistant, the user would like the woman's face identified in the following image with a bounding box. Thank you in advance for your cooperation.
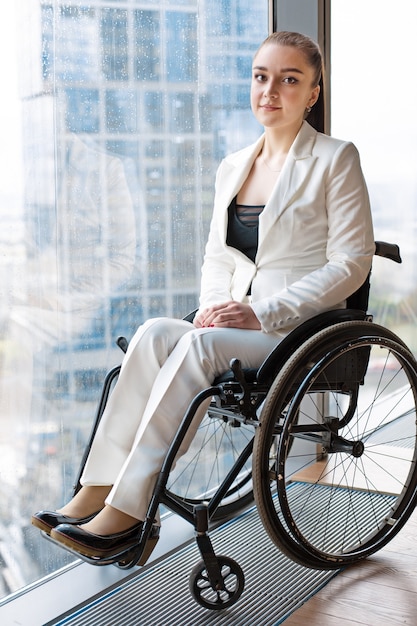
[251,43,320,133]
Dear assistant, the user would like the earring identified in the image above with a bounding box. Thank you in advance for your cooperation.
[306,105,312,113]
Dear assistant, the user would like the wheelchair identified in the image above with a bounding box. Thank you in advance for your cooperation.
[48,241,417,610]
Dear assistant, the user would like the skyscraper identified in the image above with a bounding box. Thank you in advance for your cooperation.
[1,0,267,593]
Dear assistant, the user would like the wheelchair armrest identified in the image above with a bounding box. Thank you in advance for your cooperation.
[375,241,402,263]
[183,309,197,323]
[256,308,367,385]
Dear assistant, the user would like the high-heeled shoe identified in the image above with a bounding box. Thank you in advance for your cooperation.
[50,521,160,563]
[31,510,102,535]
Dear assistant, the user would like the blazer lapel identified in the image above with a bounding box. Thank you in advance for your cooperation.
[216,135,265,244]
[215,122,318,252]
[258,122,318,245]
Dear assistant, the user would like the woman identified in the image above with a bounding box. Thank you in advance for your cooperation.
[32,31,374,562]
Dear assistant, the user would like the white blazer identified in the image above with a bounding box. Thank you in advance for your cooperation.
[198,121,375,334]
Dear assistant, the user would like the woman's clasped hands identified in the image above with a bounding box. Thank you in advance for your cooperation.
[194,301,261,330]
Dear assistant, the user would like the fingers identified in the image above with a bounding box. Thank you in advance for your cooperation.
[194,302,261,330]
[194,302,232,327]
[193,315,204,328]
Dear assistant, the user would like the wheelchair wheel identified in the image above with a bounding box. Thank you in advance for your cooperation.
[253,321,417,568]
[189,555,245,610]
[166,410,255,520]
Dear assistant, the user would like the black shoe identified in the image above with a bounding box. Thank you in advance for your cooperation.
[50,521,160,563]
[31,510,101,535]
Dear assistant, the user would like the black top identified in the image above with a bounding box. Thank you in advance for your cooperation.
[226,196,264,262]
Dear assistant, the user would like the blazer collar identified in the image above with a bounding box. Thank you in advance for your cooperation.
[225,120,317,167]
[288,120,317,160]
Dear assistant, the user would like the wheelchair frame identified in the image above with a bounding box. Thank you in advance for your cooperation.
[47,241,417,610]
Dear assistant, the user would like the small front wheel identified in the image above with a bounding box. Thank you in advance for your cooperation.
[189,555,245,610]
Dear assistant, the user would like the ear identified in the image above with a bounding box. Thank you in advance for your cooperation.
[308,84,320,108]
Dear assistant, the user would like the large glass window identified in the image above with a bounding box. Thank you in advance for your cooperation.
[0,0,268,600]
[331,1,417,354]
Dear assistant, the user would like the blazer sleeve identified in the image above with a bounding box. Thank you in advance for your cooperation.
[251,141,375,333]
[197,161,238,310]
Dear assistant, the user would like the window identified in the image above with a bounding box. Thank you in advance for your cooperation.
[331,1,417,354]
[134,11,160,81]
[0,0,268,600]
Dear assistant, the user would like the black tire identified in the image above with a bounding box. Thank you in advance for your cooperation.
[253,321,417,568]
[189,555,245,610]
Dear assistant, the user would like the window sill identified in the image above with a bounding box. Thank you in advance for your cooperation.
[0,514,194,626]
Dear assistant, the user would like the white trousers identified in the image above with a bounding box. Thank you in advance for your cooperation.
[81,317,282,520]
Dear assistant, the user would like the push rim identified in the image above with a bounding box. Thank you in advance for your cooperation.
[253,321,417,568]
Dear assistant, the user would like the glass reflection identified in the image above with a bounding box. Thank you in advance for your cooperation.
[0,0,267,597]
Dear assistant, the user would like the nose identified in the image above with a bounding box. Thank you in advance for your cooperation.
[264,81,279,99]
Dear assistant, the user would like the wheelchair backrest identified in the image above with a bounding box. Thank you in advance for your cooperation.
[346,241,401,312]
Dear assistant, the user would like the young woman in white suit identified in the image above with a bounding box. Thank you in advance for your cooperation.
[32,31,375,560]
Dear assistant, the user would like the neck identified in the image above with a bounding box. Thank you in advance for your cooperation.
[262,121,303,158]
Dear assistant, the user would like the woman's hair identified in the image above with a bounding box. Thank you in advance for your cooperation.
[256,31,326,133]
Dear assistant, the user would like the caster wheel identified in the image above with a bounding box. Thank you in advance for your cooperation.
[189,555,245,610]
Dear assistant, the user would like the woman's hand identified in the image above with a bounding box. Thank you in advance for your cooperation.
[194,301,261,330]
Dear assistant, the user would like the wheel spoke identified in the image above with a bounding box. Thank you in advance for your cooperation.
[253,321,417,568]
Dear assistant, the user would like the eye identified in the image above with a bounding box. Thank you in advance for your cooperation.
[253,73,267,82]
[283,76,298,85]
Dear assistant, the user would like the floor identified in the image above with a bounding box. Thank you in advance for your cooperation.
[285,507,417,625]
